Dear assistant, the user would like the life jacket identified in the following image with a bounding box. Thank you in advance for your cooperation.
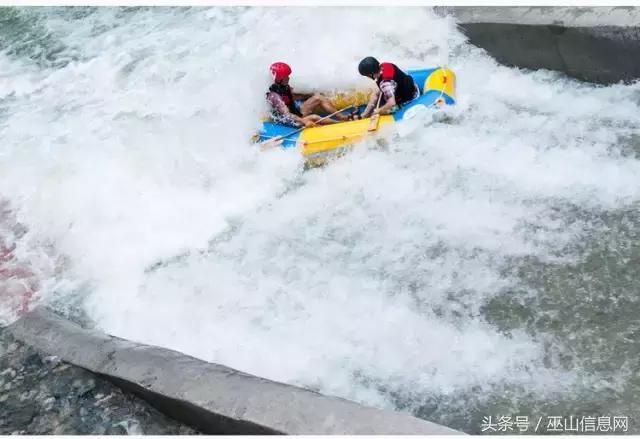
[267,82,302,116]
[376,62,417,105]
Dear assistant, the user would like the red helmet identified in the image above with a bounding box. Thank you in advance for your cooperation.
[270,62,291,81]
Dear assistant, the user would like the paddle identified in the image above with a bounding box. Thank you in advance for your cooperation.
[259,104,357,150]
[367,91,384,132]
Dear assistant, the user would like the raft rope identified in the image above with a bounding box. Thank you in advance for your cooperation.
[429,65,449,108]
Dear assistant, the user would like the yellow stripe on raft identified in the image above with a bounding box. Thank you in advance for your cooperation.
[299,115,394,157]
[425,67,456,97]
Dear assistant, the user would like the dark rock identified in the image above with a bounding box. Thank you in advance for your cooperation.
[1,368,16,378]
[106,423,127,435]
[42,397,55,411]
[0,325,199,435]
[43,356,61,367]
[4,401,36,426]
[23,353,42,368]
[72,378,96,397]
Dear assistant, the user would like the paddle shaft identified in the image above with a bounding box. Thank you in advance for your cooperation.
[367,91,384,131]
[375,90,383,110]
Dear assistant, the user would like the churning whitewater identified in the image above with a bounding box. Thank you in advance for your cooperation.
[1,7,640,433]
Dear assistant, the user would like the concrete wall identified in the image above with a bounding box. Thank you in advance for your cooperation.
[436,7,640,84]
[8,308,463,435]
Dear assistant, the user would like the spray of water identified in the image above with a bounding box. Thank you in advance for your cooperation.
[1,6,639,432]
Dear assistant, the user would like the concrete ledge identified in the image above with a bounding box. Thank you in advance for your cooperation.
[437,7,640,84]
[8,308,463,435]
[437,7,640,27]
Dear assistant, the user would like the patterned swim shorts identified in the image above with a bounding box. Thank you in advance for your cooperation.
[270,112,302,128]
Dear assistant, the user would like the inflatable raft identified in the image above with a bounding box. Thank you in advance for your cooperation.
[255,67,456,165]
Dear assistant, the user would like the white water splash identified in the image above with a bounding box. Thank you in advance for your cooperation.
[1,6,640,422]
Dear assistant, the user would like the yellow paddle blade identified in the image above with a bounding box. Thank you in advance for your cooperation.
[259,137,284,150]
[368,114,381,131]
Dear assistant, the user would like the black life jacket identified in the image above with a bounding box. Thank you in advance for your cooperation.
[267,82,302,116]
[376,62,417,105]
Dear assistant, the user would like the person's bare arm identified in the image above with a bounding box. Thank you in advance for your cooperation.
[268,92,305,124]
[361,90,381,118]
[374,95,396,115]
[372,80,397,115]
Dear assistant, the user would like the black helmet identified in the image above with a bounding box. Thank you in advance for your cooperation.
[358,56,380,76]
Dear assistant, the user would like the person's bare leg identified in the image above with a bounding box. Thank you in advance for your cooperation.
[317,95,349,120]
[301,94,350,121]
[300,94,322,116]
[302,114,338,127]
